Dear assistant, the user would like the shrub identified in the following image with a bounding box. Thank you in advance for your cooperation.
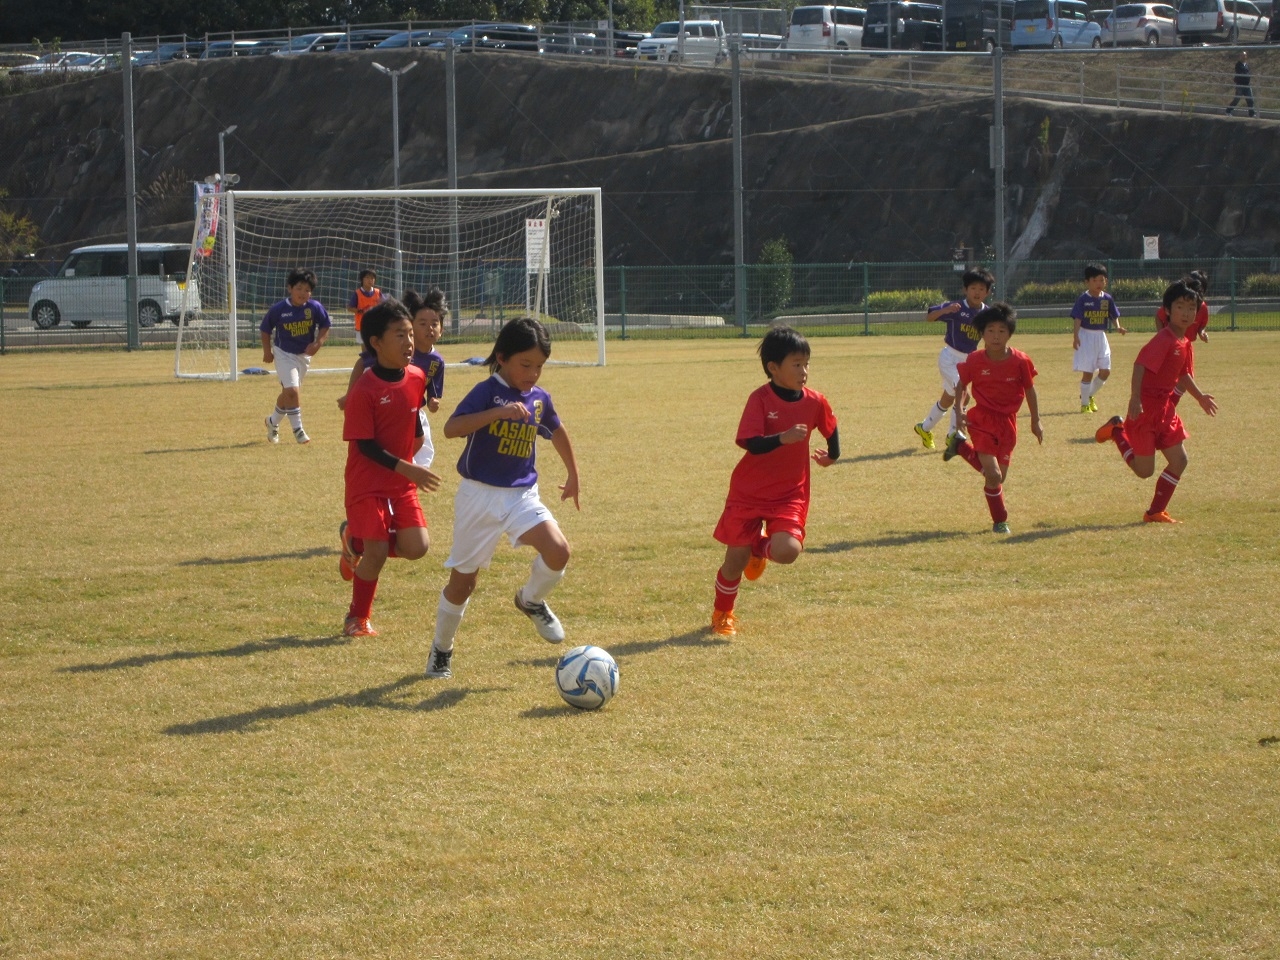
[1110,277,1169,300]
[1241,273,1280,297]
[1011,280,1080,305]
[866,289,943,312]
[754,237,794,315]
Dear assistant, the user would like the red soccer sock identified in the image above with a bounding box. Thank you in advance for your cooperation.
[984,485,1008,524]
[348,574,378,621]
[1112,427,1135,464]
[714,570,741,613]
[1147,470,1181,516]
[957,439,983,472]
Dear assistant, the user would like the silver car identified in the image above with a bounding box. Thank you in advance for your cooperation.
[1178,0,1270,43]
[1101,2,1179,43]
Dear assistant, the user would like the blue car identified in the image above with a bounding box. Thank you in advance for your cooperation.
[1011,0,1104,45]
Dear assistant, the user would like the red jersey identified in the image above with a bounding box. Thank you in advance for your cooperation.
[957,347,1038,415]
[343,365,426,502]
[724,383,837,511]
[1134,327,1190,402]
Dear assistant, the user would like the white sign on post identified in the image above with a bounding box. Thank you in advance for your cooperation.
[1142,235,1160,260]
[526,219,548,272]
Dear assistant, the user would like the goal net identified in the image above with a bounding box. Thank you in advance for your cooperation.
[175,188,605,380]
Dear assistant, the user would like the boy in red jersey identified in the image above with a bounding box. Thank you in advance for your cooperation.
[339,299,442,637]
[710,326,839,637]
[1095,280,1217,524]
[943,303,1043,535]
[1155,270,1210,409]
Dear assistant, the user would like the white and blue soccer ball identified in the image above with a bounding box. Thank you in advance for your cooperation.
[555,645,619,710]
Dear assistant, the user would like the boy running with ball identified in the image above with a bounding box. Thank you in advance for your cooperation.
[944,303,1043,535]
[710,326,840,637]
[1095,280,1217,524]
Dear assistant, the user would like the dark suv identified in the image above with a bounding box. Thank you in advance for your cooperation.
[861,1,944,47]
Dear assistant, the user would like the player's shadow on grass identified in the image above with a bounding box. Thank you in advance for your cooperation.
[513,628,729,670]
[164,675,505,735]
[60,634,351,673]
[809,529,973,552]
[144,442,260,455]
[1002,522,1132,543]
[178,547,334,566]
[840,447,917,464]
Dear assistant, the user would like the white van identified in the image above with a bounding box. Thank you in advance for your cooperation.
[28,243,197,329]
[636,20,728,63]
[785,5,867,49]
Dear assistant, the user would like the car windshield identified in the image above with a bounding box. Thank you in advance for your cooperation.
[1014,0,1050,17]
[792,8,829,24]
[1114,3,1145,12]
[652,22,681,36]
[1179,0,1217,10]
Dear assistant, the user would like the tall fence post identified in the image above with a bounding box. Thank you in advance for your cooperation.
[0,273,6,355]
[862,261,870,335]
[1230,258,1237,331]
[619,266,628,340]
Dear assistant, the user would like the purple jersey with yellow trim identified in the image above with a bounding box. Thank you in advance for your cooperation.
[260,298,331,355]
[415,348,445,401]
[451,375,561,488]
[1071,292,1119,331]
[931,300,984,353]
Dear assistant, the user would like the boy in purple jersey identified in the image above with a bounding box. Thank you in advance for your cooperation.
[913,268,994,450]
[1072,263,1127,414]
[426,317,581,681]
[261,268,331,445]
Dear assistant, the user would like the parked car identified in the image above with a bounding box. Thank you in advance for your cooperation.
[200,40,263,58]
[609,30,650,56]
[1090,7,1114,23]
[11,52,108,74]
[132,42,203,65]
[332,29,400,50]
[636,20,729,63]
[945,0,1014,49]
[861,1,944,48]
[1010,0,1104,46]
[1101,2,1179,43]
[1177,0,1269,42]
[542,32,606,55]
[376,29,455,48]
[784,5,866,50]
[274,32,346,55]
[28,244,197,329]
[426,23,542,51]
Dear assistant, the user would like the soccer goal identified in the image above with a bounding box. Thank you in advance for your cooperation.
[175,188,606,380]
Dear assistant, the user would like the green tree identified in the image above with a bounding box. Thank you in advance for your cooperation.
[755,236,794,316]
[0,190,40,261]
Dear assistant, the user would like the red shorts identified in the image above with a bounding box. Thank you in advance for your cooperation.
[1125,399,1187,458]
[967,406,1017,466]
[713,499,808,547]
[346,490,425,542]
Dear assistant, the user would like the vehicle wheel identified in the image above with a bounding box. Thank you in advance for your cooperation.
[71,320,92,328]
[1092,36,1102,47]
[908,39,924,50]
[1145,31,1160,45]
[137,299,161,328]
[985,38,996,51]
[836,41,849,50]
[1052,34,1063,47]
[31,300,60,329]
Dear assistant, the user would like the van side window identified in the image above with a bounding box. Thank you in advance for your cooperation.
[100,252,129,277]
[69,253,103,277]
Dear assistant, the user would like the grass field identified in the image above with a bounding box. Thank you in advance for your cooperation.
[2,331,1278,959]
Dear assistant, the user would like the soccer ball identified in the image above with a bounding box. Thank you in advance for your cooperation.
[555,645,619,710]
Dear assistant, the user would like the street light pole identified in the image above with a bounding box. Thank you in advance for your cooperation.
[372,60,418,295]
[218,124,237,184]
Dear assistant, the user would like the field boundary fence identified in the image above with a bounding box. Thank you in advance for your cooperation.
[5,257,1280,356]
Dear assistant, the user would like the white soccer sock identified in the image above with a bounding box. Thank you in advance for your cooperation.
[921,402,946,432]
[948,406,959,434]
[1089,377,1107,398]
[268,405,286,426]
[1081,381,1092,405]
[521,554,565,605]
[433,592,468,653]
[285,407,303,430]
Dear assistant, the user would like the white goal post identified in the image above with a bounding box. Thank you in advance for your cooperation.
[175,188,606,380]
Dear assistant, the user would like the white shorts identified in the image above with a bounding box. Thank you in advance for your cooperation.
[412,409,434,468]
[938,345,966,395]
[445,479,555,574]
[1073,329,1112,373]
[274,349,311,389]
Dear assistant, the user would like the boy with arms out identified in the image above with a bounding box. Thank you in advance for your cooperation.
[338,300,442,637]
[1095,280,1217,524]
[943,303,1043,535]
[914,268,994,449]
[1072,263,1126,413]
[261,268,331,445]
[711,326,840,637]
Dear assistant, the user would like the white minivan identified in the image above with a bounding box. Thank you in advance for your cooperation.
[1011,0,1105,45]
[785,5,867,49]
[636,20,729,63]
[28,243,197,329]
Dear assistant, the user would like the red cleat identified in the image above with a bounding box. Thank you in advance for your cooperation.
[343,616,378,638]
[743,555,767,581]
[1095,416,1124,444]
[1142,510,1182,524]
[338,520,361,582]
